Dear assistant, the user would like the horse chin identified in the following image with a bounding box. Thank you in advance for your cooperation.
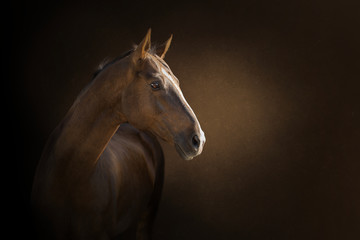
[175,144,194,161]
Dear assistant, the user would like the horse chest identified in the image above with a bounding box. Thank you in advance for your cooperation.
[97,141,156,233]
[117,155,155,220]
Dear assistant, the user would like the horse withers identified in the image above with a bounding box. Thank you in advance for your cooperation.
[31,29,205,240]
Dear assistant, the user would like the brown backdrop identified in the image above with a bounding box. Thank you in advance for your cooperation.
[7,0,360,239]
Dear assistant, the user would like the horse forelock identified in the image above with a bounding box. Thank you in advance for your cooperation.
[91,47,177,89]
[92,46,164,80]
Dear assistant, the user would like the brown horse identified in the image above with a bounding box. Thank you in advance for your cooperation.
[31,29,205,240]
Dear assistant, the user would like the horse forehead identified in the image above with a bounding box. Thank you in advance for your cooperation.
[161,68,177,84]
[147,55,179,84]
[143,57,159,73]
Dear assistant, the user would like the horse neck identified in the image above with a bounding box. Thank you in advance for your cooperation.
[52,61,130,176]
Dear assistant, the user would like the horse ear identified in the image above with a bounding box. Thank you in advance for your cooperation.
[156,34,173,59]
[133,28,152,61]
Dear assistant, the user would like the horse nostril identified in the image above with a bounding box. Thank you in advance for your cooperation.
[192,135,200,149]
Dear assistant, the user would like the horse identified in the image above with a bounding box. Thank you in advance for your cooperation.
[31,29,206,240]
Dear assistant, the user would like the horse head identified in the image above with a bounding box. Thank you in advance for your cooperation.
[121,29,205,160]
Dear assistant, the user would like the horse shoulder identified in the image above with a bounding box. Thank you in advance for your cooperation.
[106,124,163,183]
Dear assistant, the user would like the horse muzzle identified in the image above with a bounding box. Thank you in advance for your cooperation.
[174,129,205,160]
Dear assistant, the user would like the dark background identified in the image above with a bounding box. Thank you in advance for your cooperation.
[6,0,360,239]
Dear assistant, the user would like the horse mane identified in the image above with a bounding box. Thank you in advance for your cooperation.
[92,49,135,79]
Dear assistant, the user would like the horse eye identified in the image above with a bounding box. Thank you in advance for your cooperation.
[150,81,161,90]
